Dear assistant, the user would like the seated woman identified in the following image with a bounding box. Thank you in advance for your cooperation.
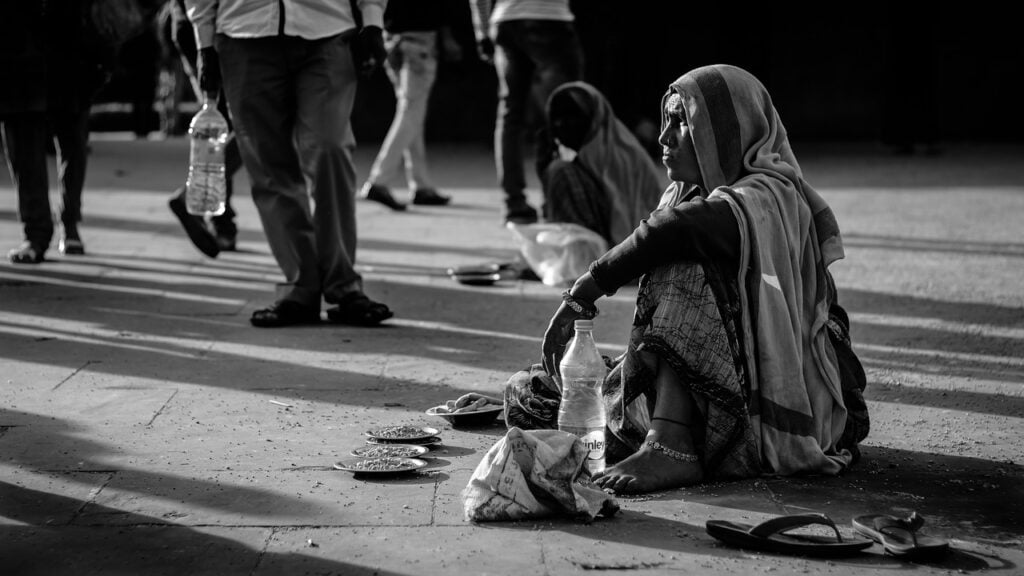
[536,81,666,246]
[493,64,868,494]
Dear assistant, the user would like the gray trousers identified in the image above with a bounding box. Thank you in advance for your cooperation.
[217,33,361,307]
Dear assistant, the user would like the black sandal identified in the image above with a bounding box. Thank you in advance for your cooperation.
[326,292,393,326]
[8,242,45,264]
[250,300,321,328]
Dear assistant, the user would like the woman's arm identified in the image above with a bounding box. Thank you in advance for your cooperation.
[589,194,741,293]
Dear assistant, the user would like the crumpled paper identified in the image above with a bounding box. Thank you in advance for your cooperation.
[462,427,619,522]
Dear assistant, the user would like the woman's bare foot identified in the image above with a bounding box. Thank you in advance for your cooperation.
[593,443,703,493]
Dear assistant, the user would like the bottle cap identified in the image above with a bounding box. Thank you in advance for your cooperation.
[574,319,594,330]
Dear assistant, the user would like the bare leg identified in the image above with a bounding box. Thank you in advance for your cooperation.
[594,355,704,493]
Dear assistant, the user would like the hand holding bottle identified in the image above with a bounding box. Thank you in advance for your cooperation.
[197,47,221,95]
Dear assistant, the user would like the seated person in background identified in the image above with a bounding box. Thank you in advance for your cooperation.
[535,81,666,247]
[499,64,868,494]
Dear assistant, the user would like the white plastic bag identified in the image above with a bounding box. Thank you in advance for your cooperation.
[506,222,608,287]
[462,427,619,522]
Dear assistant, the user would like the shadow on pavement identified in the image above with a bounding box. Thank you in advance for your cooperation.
[0,481,405,576]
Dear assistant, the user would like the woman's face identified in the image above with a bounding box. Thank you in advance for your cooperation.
[550,92,590,151]
[659,93,703,186]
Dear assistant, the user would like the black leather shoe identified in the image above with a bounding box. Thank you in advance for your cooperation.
[361,184,407,211]
[215,234,236,252]
[169,187,219,257]
[412,188,451,206]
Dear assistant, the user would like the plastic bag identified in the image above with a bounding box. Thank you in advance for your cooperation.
[462,427,619,522]
[506,222,608,287]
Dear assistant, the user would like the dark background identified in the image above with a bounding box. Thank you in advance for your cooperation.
[95,2,1024,146]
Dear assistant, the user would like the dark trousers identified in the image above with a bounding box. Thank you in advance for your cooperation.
[493,20,583,205]
[217,33,361,307]
[2,113,53,249]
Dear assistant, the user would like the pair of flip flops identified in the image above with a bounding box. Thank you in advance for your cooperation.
[706,511,949,559]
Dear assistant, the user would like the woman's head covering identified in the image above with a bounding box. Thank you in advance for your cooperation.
[665,65,853,476]
[546,82,667,245]
[663,64,843,265]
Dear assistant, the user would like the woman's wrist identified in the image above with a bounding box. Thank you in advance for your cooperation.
[569,272,605,304]
[561,289,598,318]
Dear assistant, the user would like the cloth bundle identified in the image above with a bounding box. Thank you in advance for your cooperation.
[462,427,619,522]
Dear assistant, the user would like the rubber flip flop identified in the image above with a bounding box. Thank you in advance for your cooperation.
[706,513,873,557]
[852,512,949,559]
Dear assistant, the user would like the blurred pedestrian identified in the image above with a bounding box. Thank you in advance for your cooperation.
[186,0,394,327]
[47,0,118,256]
[470,0,584,224]
[1,3,51,263]
[535,81,664,247]
[359,0,470,211]
[167,0,240,257]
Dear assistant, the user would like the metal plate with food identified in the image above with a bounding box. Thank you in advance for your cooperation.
[426,404,503,427]
[364,425,440,442]
[364,435,443,447]
[350,444,430,458]
[333,457,428,475]
[426,396,504,427]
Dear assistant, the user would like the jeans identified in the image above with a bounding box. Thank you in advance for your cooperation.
[217,33,361,307]
[493,20,583,206]
[366,31,438,192]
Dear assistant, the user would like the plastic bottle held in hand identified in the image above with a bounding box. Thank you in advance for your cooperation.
[185,93,228,216]
[558,319,608,475]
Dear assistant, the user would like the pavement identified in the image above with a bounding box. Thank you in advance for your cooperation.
[1,136,1022,575]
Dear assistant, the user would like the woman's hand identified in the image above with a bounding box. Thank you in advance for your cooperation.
[541,301,584,379]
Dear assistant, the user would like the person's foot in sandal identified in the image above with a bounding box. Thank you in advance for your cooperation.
[250,300,321,328]
[8,242,45,264]
[852,512,949,559]
[326,292,393,326]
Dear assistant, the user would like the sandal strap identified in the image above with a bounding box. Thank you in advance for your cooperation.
[749,513,843,542]
[873,512,924,546]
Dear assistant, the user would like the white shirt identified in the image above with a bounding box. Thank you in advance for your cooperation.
[186,0,387,48]
[470,0,574,41]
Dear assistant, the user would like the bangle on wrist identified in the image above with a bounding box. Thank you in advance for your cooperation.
[561,290,598,319]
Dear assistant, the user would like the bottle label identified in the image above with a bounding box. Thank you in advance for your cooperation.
[580,429,605,473]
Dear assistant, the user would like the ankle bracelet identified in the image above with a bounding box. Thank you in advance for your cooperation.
[646,440,699,463]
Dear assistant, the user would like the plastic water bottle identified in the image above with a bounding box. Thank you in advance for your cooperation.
[185,93,229,216]
[558,319,608,475]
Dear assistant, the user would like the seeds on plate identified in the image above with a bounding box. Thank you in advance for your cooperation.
[349,458,410,471]
[371,425,426,439]
[358,445,418,458]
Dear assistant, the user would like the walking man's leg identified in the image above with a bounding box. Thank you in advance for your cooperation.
[3,113,53,263]
[219,35,323,326]
[294,34,391,326]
